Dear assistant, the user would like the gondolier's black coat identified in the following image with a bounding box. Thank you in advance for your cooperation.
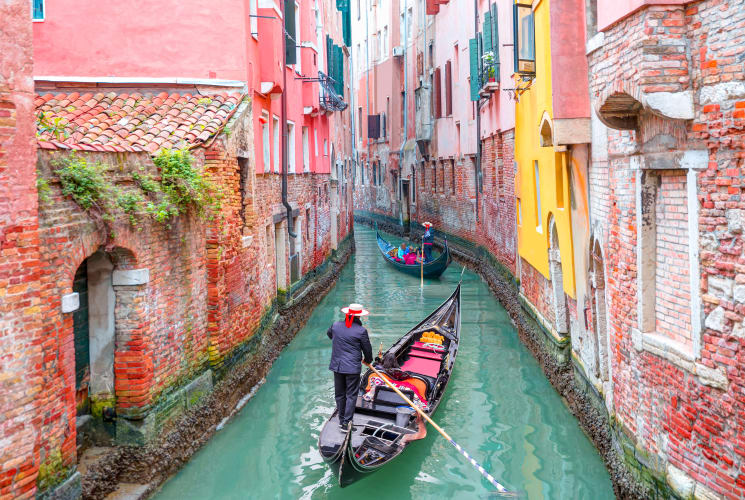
[327,321,373,374]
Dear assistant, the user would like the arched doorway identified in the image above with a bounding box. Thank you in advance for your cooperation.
[548,217,569,334]
[73,250,116,421]
[590,239,610,386]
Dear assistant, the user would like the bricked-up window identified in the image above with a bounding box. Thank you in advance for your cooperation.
[445,60,453,116]
[32,0,44,20]
[433,68,442,118]
[638,170,695,350]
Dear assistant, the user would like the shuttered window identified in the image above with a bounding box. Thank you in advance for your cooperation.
[367,114,381,139]
[469,38,480,101]
[445,60,452,116]
[285,0,296,64]
[433,68,442,118]
[490,3,500,63]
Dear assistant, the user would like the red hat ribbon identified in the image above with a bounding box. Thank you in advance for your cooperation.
[345,308,362,327]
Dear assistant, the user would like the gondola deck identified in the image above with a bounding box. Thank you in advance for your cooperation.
[375,226,452,279]
[318,284,461,487]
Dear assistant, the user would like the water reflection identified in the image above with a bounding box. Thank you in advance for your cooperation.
[153,227,612,500]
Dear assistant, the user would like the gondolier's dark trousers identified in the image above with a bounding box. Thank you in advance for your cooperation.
[334,372,360,425]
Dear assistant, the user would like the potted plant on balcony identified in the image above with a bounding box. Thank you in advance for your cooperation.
[482,51,497,82]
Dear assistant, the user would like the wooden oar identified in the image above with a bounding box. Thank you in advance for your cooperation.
[364,362,516,496]
[420,248,424,288]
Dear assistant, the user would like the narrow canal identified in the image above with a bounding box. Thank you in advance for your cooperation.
[153,226,613,499]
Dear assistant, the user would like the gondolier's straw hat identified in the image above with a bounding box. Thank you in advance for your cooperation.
[422,222,432,228]
[341,303,369,327]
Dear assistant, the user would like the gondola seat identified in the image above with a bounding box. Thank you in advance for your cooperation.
[400,356,441,378]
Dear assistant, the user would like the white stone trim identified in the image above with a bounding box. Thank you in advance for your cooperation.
[585,32,605,55]
[112,269,150,286]
[642,91,694,120]
[61,293,80,314]
[687,168,702,357]
[35,76,246,89]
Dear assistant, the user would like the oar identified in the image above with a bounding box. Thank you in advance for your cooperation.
[420,248,424,288]
[363,362,516,496]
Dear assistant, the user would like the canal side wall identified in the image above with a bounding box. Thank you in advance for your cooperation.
[353,212,650,498]
[80,233,354,500]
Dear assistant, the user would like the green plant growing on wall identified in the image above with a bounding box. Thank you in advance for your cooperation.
[36,173,51,203]
[36,111,70,141]
[48,149,221,238]
[482,51,497,80]
[36,449,71,492]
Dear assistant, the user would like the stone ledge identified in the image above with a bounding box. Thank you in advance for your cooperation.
[632,330,729,390]
[586,31,605,55]
[112,268,149,286]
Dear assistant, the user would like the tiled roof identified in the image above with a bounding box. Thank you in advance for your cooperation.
[35,91,244,153]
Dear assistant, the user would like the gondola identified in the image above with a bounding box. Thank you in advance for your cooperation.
[375,225,452,279]
[318,283,461,487]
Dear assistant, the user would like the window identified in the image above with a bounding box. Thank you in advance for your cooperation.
[249,0,258,37]
[513,4,536,75]
[287,121,296,173]
[556,160,565,209]
[451,159,456,194]
[382,26,388,58]
[262,113,270,172]
[306,208,311,240]
[32,0,44,20]
[285,0,297,65]
[534,160,542,231]
[517,198,522,225]
[324,139,328,155]
[445,60,452,116]
[272,115,280,173]
[302,126,310,172]
[433,68,442,118]
[314,129,318,156]
[295,3,302,74]
[358,107,363,139]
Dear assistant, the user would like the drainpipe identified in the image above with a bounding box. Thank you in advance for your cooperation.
[398,0,408,224]
[473,0,481,222]
[281,0,297,239]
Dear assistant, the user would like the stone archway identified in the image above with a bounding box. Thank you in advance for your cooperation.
[548,216,569,334]
[590,239,611,384]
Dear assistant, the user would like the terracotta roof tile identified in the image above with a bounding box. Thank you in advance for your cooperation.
[36,90,244,154]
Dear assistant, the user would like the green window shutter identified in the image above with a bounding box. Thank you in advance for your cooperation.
[483,11,492,59]
[285,0,296,64]
[490,3,499,62]
[469,38,480,101]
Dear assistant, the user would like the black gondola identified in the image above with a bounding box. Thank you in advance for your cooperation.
[375,225,452,279]
[318,283,461,487]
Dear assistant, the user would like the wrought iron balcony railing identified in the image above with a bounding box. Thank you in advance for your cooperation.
[479,60,500,95]
[319,71,348,112]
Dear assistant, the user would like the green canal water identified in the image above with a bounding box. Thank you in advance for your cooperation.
[153,226,613,499]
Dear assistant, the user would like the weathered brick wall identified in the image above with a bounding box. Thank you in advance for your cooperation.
[0,2,44,497]
[34,150,209,464]
[588,0,745,496]
[519,257,555,327]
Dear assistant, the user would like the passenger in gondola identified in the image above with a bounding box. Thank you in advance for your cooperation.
[403,249,418,265]
[397,243,408,260]
[422,222,434,262]
[327,304,373,432]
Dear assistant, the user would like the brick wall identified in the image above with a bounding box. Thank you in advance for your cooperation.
[0,2,44,498]
[587,0,745,496]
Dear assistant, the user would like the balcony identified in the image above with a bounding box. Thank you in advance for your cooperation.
[478,60,499,97]
[319,71,347,112]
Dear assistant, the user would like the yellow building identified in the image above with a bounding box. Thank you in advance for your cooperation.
[513,0,576,307]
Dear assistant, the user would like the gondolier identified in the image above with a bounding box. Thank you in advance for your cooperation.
[422,222,434,263]
[327,304,373,431]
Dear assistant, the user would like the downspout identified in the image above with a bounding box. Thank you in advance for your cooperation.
[281,0,297,239]
[473,0,481,222]
[398,0,408,222]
